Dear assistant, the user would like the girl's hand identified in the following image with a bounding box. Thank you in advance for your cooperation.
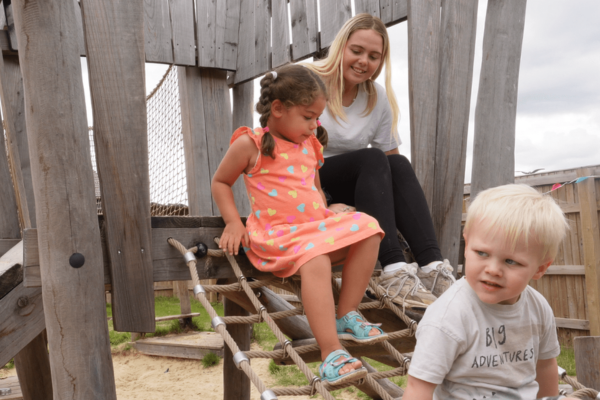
[328,203,356,214]
[220,220,249,256]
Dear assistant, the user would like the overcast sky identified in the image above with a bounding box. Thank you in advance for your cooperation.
[141,0,600,183]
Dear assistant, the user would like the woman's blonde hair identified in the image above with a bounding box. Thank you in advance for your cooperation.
[304,13,399,135]
[464,184,569,261]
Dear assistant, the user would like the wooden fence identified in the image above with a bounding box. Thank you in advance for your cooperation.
[462,165,600,346]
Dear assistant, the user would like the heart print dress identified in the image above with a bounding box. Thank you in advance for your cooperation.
[232,126,384,278]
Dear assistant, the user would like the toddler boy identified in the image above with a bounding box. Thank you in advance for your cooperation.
[404,184,569,400]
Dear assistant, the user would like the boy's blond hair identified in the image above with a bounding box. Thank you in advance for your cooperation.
[465,184,568,260]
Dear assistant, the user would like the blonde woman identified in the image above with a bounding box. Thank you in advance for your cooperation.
[305,14,454,304]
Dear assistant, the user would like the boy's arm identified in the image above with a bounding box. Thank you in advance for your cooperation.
[212,135,255,255]
[403,375,436,400]
[535,358,559,398]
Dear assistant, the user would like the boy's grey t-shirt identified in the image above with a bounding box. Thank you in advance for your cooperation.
[409,278,560,400]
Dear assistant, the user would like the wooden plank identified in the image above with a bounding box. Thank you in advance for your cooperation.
[201,69,248,214]
[23,226,272,285]
[290,0,319,61]
[0,283,45,368]
[431,0,478,269]
[154,312,200,322]
[545,265,586,276]
[578,170,600,336]
[470,1,527,196]
[319,0,352,49]
[0,376,23,400]
[169,0,195,66]
[355,0,381,18]
[254,0,270,74]
[573,336,600,389]
[144,0,174,64]
[178,66,213,216]
[0,54,34,228]
[231,80,254,218]
[234,0,255,82]
[3,1,17,51]
[0,54,30,230]
[13,333,52,400]
[173,280,192,327]
[555,318,590,331]
[0,239,21,258]
[197,0,240,70]
[463,170,581,194]
[196,0,217,67]
[0,124,21,239]
[133,332,224,359]
[392,0,408,23]
[72,0,86,56]
[11,0,116,397]
[271,0,291,68]
[80,0,155,332]
[223,294,251,400]
[407,0,442,207]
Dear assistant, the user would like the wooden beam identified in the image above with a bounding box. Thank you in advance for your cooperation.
[0,130,20,240]
[80,0,155,333]
[578,169,600,336]
[11,0,116,397]
[223,293,251,400]
[470,0,527,196]
[407,0,442,207]
[13,333,52,400]
[432,0,478,268]
[555,318,590,331]
[573,336,600,389]
[231,80,253,218]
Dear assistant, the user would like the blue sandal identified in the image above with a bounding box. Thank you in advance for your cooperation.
[336,311,388,344]
[318,349,368,385]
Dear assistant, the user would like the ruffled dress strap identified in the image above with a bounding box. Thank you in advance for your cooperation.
[231,126,267,174]
[308,134,325,169]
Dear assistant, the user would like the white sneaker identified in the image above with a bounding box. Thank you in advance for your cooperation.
[417,259,456,297]
[377,263,437,306]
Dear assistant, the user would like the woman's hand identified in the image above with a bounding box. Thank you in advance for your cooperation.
[328,203,356,214]
[219,219,249,256]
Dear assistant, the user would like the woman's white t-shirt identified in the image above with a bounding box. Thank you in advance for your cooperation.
[319,81,400,158]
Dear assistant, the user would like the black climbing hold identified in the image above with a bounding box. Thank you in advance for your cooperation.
[69,253,85,269]
[195,243,208,258]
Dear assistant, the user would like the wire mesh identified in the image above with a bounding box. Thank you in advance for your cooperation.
[89,65,189,216]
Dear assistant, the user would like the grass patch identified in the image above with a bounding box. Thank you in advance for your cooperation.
[1,359,14,370]
[106,295,225,349]
[251,322,279,350]
[201,352,221,368]
[557,346,576,377]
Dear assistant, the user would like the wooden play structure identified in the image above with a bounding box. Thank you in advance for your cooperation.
[1,0,600,399]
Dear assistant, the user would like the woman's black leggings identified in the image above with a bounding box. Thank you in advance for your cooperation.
[319,148,442,267]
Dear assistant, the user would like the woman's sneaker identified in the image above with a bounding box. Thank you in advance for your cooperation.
[377,263,437,306]
[416,259,456,297]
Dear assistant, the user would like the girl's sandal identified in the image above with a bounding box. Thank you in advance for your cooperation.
[318,349,368,385]
[336,311,389,344]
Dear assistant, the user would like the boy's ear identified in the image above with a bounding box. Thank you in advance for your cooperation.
[271,99,284,118]
[531,259,553,280]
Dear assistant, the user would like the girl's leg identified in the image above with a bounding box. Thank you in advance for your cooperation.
[386,154,442,266]
[298,255,362,373]
[319,148,406,267]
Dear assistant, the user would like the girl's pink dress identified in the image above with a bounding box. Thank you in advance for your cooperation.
[232,127,384,278]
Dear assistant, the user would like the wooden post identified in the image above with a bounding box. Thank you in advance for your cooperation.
[223,295,251,400]
[80,0,155,332]
[11,0,117,397]
[0,105,20,240]
[431,0,478,268]
[407,0,442,207]
[578,168,600,336]
[470,0,527,196]
[173,280,192,328]
[0,49,53,400]
[573,336,600,390]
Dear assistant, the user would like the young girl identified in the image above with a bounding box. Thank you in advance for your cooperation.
[212,64,387,385]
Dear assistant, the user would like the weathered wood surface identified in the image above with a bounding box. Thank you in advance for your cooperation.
[271,0,291,68]
[72,0,86,56]
[0,53,31,230]
[0,241,22,299]
[223,294,251,400]
[144,0,174,64]
[197,0,240,70]
[231,80,254,217]
[12,0,116,397]
[470,0,527,197]
[201,69,249,214]
[234,0,270,84]
[0,282,45,369]
[173,279,192,327]
[290,0,319,61]
[407,0,441,208]
[578,169,600,336]
[154,312,200,322]
[0,239,21,257]
[0,113,21,240]
[133,332,224,359]
[178,66,214,216]
[432,0,478,269]
[573,336,600,389]
[355,0,380,18]
[0,376,23,400]
[23,225,271,286]
[3,1,18,51]
[319,0,352,49]
[392,0,409,23]
[555,318,590,331]
[14,332,53,400]
[169,0,195,66]
[80,0,155,332]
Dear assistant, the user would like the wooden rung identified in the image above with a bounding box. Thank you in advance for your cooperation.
[155,313,200,322]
